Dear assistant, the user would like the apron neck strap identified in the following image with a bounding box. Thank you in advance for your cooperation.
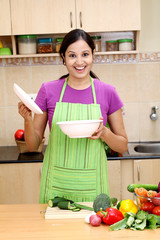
[59,76,97,104]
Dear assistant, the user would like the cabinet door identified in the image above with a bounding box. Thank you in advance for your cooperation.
[10,0,76,35]
[0,163,42,204]
[107,160,121,200]
[134,159,160,184]
[0,0,11,35]
[76,0,141,32]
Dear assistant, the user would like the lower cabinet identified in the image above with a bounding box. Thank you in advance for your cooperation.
[108,159,134,201]
[134,159,160,185]
[0,162,42,204]
[107,160,121,200]
[1,159,159,204]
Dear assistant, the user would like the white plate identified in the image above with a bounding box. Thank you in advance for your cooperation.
[56,120,103,138]
[13,83,43,114]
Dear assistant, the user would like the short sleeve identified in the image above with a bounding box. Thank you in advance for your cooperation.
[35,83,47,112]
[108,87,123,115]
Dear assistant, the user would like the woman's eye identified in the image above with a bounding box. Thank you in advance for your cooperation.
[69,54,76,58]
[83,52,89,57]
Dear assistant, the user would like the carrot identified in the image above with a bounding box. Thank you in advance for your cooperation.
[134,188,148,197]
[147,190,157,198]
[134,187,148,204]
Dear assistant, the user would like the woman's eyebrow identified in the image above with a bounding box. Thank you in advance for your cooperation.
[68,50,90,53]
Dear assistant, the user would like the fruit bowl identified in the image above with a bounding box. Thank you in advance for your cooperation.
[56,119,103,138]
[134,193,160,209]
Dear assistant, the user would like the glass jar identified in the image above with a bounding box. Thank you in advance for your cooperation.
[38,38,53,53]
[17,35,37,54]
[92,36,101,52]
[118,39,132,51]
[55,38,63,53]
[106,40,118,51]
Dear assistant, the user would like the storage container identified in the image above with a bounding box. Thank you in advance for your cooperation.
[38,38,53,53]
[55,38,63,53]
[17,35,37,54]
[92,36,101,52]
[118,39,132,51]
[106,40,117,51]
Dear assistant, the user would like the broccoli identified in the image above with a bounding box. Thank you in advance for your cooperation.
[93,193,111,213]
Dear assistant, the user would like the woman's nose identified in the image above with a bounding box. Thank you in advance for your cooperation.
[76,56,83,65]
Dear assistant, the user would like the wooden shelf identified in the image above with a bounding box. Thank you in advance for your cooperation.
[0,51,139,59]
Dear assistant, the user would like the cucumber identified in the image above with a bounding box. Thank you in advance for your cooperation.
[127,184,158,192]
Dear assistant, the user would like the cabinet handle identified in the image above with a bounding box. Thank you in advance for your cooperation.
[137,165,140,182]
[70,12,73,28]
[79,12,82,28]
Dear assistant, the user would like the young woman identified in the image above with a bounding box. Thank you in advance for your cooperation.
[18,29,128,203]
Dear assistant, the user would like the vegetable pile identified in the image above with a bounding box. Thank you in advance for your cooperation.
[109,210,160,231]
[127,183,160,216]
[48,181,160,231]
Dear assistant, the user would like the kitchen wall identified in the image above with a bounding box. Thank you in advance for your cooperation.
[1,0,160,146]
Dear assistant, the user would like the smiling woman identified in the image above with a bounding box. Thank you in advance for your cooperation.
[18,29,128,204]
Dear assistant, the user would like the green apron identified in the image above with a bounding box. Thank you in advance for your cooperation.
[39,77,110,203]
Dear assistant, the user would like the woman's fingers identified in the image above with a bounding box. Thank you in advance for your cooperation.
[18,101,32,119]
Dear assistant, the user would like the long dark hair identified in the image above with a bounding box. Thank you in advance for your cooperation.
[59,29,99,79]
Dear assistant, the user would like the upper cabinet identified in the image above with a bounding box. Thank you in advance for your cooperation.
[10,0,76,35]
[0,0,11,35]
[76,0,141,32]
[10,0,141,35]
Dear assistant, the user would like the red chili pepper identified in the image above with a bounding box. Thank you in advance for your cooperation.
[101,207,124,225]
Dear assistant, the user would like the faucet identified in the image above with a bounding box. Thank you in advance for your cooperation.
[150,106,159,121]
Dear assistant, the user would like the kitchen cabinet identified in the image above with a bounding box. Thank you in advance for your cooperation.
[121,159,134,200]
[76,0,141,32]
[2,0,140,59]
[134,159,160,185]
[0,162,42,204]
[10,0,141,35]
[10,0,76,35]
[0,0,11,35]
[107,160,121,200]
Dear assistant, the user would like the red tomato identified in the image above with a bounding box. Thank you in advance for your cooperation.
[14,129,24,141]
[140,202,155,213]
[152,206,160,216]
[152,192,160,206]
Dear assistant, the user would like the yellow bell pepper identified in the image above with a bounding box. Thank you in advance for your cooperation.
[119,199,138,216]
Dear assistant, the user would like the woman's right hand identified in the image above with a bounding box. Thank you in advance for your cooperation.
[18,101,32,121]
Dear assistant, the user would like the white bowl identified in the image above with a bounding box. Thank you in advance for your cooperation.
[56,120,103,138]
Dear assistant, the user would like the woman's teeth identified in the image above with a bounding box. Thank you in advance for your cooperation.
[75,66,85,70]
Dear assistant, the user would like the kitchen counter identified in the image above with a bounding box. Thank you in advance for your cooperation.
[1,145,160,164]
[0,204,160,240]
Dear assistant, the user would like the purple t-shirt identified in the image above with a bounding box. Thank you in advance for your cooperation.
[35,78,123,130]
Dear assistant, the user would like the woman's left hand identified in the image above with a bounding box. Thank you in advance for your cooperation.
[89,116,104,140]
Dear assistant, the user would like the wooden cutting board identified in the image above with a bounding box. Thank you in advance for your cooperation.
[45,202,93,219]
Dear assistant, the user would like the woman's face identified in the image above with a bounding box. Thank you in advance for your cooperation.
[64,39,94,80]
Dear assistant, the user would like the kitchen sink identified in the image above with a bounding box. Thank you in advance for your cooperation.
[126,142,160,156]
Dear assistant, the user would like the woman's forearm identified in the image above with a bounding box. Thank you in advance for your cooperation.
[100,126,128,154]
[24,119,41,152]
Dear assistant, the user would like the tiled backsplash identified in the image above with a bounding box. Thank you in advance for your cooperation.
[0,53,160,146]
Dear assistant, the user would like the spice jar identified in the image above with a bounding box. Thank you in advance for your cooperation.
[118,39,132,51]
[92,36,101,52]
[55,38,63,53]
[38,38,53,53]
[106,40,117,51]
[17,35,37,54]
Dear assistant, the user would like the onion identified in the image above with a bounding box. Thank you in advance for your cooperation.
[158,182,160,192]
[89,214,102,226]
